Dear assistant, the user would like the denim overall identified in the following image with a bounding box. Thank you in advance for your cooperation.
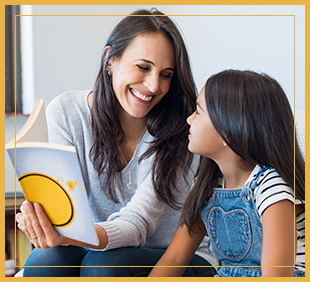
[200,166,304,277]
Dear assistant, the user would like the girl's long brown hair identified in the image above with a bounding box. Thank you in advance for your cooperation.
[90,9,196,208]
[180,70,305,233]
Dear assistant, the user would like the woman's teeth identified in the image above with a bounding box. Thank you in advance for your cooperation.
[130,89,153,101]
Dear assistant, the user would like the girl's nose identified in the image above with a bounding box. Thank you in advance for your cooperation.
[187,113,194,125]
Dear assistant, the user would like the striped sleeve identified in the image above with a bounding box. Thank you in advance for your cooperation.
[295,212,305,271]
[253,168,294,217]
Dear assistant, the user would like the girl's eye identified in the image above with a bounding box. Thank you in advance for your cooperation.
[137,65,149,71]
[196,109,199,115]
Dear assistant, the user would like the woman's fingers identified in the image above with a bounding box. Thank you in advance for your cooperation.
[26,203,47,247]
[16,212,30,238]
[33,202,63,247]
[17,201,63,248]
[20,201,43,247]
[15,212,25,229]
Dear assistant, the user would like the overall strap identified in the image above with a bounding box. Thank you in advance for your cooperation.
[249,166,270,190]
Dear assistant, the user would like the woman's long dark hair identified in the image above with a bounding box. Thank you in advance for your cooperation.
[90,8,196,208]
[180,69,305,233]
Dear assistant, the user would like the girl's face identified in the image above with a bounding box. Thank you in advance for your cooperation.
[108,33,175,119]
[187,87,224,158]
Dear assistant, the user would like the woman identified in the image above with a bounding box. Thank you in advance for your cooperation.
[16,8,217,277]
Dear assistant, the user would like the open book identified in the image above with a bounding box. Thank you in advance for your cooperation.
[6,99,98,246]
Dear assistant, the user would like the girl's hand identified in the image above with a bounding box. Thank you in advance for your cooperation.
[16,201,66,249]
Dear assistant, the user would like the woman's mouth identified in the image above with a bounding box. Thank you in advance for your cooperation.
[130,88,154,103]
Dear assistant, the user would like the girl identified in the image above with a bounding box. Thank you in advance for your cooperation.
[149,69,305,277]
[16,9,216,277]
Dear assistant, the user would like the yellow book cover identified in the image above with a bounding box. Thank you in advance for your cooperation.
[6,100,99,246]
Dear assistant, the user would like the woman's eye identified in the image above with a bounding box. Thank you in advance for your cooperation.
[137,65,149,71]
[161,73,173,79]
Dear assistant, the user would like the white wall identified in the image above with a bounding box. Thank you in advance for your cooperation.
[19,5,305,114]
[5,5,305,193]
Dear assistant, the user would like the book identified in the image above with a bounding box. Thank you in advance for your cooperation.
[5,99,99,246]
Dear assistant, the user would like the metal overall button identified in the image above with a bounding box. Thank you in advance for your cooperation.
[245,195,251,202]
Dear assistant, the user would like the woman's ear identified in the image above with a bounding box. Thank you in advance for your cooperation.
[103,45,113,73]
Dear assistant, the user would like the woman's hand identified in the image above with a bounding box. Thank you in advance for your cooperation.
[16,201,66,249]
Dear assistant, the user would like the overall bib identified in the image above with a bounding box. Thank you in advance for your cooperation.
[200,166,304,277]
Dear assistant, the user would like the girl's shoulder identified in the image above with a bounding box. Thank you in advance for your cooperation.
[251,166,295,217]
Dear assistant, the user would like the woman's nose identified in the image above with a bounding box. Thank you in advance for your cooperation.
[144,73,160,94]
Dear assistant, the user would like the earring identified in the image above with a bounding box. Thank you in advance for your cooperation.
[223,140,227,147]
[107,70,112,76]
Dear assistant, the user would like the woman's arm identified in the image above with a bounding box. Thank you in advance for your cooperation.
[260,199,296,277]
[149,218,206,277]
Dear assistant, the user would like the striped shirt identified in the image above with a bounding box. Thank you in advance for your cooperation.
[249,165,305,271]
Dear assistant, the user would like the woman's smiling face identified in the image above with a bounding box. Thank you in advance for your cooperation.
[108,32,175,119]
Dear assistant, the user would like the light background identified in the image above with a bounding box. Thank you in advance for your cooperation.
[18,5,304,113]
[5,3,307,203]
[2,1,309,280]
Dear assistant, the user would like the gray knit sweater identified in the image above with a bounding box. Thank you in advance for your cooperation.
[46,90,217,266]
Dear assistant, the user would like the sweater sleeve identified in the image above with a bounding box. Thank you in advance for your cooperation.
[94,171,177,251]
